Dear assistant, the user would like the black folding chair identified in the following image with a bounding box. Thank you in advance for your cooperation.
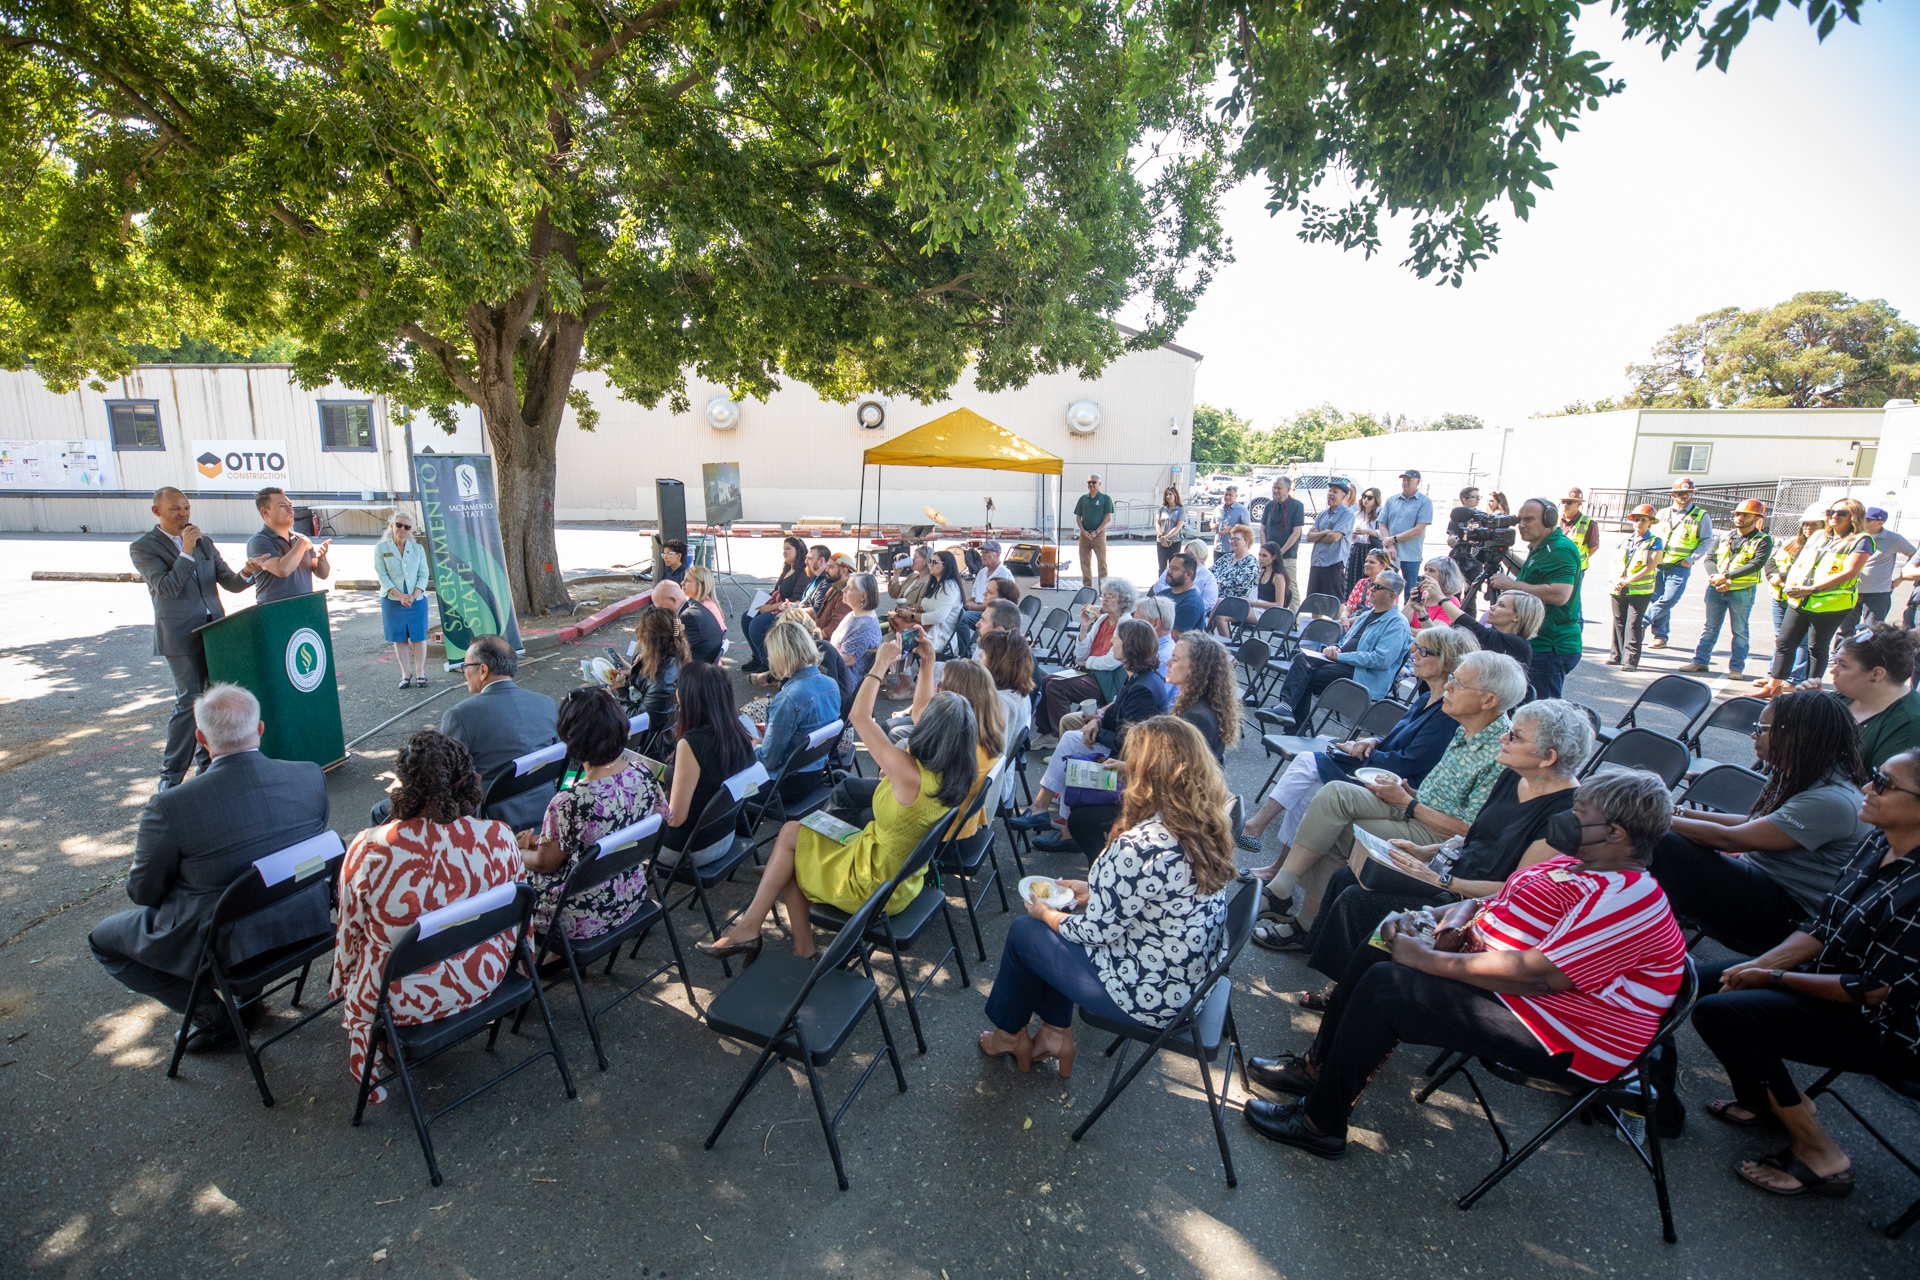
[482,745,569,823]
[1804,1068,1920,1238]
[1207,595,1250,637]
[1579,726,1691,788]
[1416,957,1700,1242]
[1233,638,1274,706]
[1069,586,1097,611]
[1071,874,1260,1185]
[703,877,909,1190]
[1261,617,1344,697]
[166,830,346,1107]
[1255,693,1404,795]
[520,814,698,1069]
[1296,592,1343,619]
[745,721,842,849]
[1677,763,1767,815]
[623,711,653,755]
[937,759,1011,962]
[653,762,767,977]
[352,883,578,1186]
[1017,594,1042,637]
[808,821,969,1054]
[1597,673,1714,746]
[1232,605,1294,658]
[1680,695,1764,780]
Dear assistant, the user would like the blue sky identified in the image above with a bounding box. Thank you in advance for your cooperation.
[1161,4,1920,430]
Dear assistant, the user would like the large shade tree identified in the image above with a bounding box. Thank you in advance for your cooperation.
[0,0,1869,611]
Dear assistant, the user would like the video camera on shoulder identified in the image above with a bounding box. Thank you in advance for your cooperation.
[1447,505,1519,547]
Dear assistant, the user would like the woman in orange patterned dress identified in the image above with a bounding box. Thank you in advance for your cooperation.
[332,730,524,1099]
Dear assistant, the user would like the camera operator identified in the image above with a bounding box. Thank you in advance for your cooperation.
[1486,497,1585,699]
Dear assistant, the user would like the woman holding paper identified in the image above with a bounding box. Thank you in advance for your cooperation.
[697,637,977,964]
[515,688,666,939]
[659,662,758,869]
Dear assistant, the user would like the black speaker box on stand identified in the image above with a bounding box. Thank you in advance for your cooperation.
[652,478,689,581]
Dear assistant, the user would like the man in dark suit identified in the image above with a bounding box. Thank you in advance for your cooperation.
[129,487,264,788]
[369,633,559,829]
[90,684,332,1049]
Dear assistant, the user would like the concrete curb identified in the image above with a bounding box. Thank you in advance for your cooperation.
[523,590,654,653]
[31,571,140,582]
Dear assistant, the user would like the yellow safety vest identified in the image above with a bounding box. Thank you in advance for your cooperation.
[1615,533,1660,596]
[1561,514,1594,570]
[1766,540,1798,603]
[1713,530,1770,591]
[1657,504,1703,565]
[1788,532,1868,613]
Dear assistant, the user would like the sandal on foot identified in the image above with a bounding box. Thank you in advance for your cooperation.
[1251,918,1306,952]
[978,1029,1033,1072]
[1293,989,1331,1012]
[1235,832,1264,853]
[1735,1147,1854,1199]
[1707,1099,1783,1131]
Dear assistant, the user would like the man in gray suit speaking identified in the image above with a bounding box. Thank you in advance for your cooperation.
[129,487,264,788]
[90,684,332,1050]
[369,634,559,829]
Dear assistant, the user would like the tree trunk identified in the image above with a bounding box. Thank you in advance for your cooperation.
[470,321,581,617]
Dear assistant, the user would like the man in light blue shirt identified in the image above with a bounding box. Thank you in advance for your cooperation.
[1215,485,1250,561]
[1379,469,1434,601]
[1301,478,1357,601]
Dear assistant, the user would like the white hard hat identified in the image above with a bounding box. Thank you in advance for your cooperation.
[1800,502,1829,525]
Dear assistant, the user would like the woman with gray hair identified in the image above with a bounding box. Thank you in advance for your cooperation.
[1288,699,1596,997]
[374,508,432,688]
[1035,579,1136,737]
[1253,649,1528,951]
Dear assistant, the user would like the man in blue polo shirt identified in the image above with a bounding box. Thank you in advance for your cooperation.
[1379,469,1433,600]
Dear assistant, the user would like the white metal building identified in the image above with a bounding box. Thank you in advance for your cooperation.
[0,330,1202,537]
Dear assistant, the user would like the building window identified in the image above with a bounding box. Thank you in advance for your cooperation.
[319,401,376,451]
[106,400,164,451]
[1669,442,1711,474]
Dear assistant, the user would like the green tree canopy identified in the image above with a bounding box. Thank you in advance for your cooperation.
[1,0,1869,609]
[1191,402,1254,464]
[1432,412,1485,431]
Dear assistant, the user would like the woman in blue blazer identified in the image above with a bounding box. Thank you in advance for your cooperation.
[1238,625,1479,859]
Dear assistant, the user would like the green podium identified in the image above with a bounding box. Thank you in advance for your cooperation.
[197,593,348,771]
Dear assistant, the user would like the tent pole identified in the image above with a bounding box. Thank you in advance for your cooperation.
[1055,471,1064,587]
[856,462,865,546]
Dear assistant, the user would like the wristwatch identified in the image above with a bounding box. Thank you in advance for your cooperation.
[1437,867,1454,889]
[1767,969,1788,990]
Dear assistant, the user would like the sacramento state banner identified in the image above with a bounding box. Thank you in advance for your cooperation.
[413,454,524,665]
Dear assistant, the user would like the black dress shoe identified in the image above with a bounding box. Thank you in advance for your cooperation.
[1247,1052,1316,1096]
[1030,832,1081,855]
[177,1018,239,1055]
[1243,1097,1346,1158]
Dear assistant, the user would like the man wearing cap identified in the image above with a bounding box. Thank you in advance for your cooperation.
[1215,485,1250,563]
[1645,478,1713,649]
[1680,499,1772,676]
[1380,470,1434,600]
[1300,478,1357,601]
[1606,505,1664,669]
[1558,488,1601,572]
[1852,507,1915,629]
[1074,473,1114,591]
[1260,475,1305,606]
[809,551,857,639]
[955,540,1014,657]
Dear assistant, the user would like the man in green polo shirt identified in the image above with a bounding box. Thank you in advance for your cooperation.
[1074,472,1115,590]
[1488,496,1583,698]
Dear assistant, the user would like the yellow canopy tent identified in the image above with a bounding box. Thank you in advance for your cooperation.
[856,407,1066,567]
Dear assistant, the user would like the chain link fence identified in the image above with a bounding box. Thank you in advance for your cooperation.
[1586,477,1877,538]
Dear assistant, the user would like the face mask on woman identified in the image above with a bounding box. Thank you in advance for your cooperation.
[1543,810,1607,857]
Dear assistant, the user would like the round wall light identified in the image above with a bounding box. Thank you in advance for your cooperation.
[1066,400,1102,434]
[705,396,741,430]
[855,398,887,430]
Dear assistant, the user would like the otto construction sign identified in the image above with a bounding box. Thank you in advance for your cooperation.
[190,439,291,491]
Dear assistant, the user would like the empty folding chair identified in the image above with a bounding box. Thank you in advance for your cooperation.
[1596,673,1714,746]
[1032,607,1073,663]
[1803,1067,1920,1238]
[1234,638,1273,707]
[938,759,1011,962]
[1417,958,1700,1242]
[996,728,1038,878]
[483,743,569,823]
[1250,606,1298,658]
[1579,726,1691,788]
[1255,679,1376,795]
[1071,874,1260,1185]
[352,883,578,1186]
[1296,592,1343,620]
[703,877,909,1190]
[1676,764,1767,816]
[166,830,347,1107]
[520,815,698,1070]
[652,762,767,977]
[808,821,969,1053]
[1681,696,1764,780]
[1017,594,1042,637]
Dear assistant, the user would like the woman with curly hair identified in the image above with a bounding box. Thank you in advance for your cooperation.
[979,716,1238,1075]
[1062,633,1240,859]
[333,730,522,1099]
[612,605,689,718]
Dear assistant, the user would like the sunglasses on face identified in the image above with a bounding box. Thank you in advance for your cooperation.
[393,523,412,530]
[1868,769,1920,800]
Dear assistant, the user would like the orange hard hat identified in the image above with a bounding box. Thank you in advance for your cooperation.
[1629,504,1658,519]
[1734,498,1766,516]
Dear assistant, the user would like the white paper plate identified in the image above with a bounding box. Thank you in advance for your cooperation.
[1017,875,1076,910]
[1355,767,1399,787]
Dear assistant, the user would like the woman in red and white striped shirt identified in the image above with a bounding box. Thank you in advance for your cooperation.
[1242,769,1686,1158]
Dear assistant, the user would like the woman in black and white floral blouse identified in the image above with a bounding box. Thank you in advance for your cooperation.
[978,715,1237,1077]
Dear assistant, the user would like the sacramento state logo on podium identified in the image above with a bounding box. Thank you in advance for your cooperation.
[285,628,327,693]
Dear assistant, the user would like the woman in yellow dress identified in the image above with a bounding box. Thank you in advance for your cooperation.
[889,632,1006,839]
[696,635,979,964]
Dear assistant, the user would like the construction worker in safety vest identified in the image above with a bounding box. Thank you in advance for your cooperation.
[1756,497,1875,697]
[1558,487,1601,572]
[1758,511,1824,686]
[1681,498,1774,678]
[1645,477,1714,649]
[1606,504,1663,669]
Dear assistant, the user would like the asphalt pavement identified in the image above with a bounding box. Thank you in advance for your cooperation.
[1,528,1916,1278]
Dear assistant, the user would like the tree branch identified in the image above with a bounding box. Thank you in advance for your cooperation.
[578,0,691,85]
[399,321,486,403]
